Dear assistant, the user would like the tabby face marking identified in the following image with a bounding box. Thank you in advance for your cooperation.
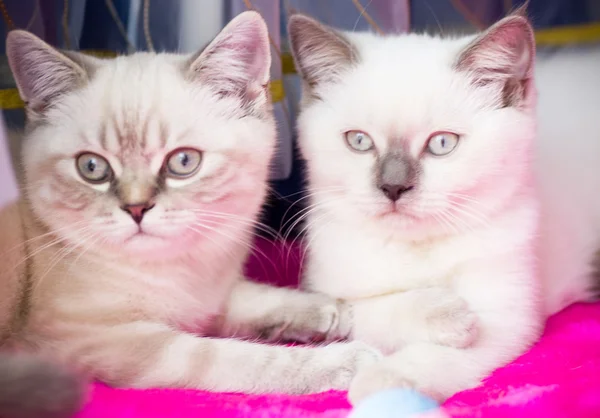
[9,22,275,260]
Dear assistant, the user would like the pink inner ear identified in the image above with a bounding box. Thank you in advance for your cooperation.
[486,20,532,78]
[191,13,271,97]
[220,27,270,85]
[457,17,534,81]
[509,32,533,80]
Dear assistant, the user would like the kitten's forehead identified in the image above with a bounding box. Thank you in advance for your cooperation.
[77,54,194,159]
[347,32,469,72]
[99,53,187,88]
[97,110,169,158]
[351,34,469,97]
[326,33,477,136]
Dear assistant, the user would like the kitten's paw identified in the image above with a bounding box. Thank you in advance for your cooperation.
[313,341,383,392]
[329,299,353,340]
[426,294,478,348]
[348,363,413,405]
[259,295,349,343]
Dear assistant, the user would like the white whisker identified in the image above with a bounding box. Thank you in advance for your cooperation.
[34,229,101,293]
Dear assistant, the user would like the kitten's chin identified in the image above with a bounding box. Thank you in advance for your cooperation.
[117,231,194,259]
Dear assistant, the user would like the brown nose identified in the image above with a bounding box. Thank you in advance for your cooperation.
[379,184,413,202]
[121,202,155,224]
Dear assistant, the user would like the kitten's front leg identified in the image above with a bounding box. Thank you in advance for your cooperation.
[51,320,380,394]
[349,262,542,404]
[351,288,479,353]
[222,279,352,343]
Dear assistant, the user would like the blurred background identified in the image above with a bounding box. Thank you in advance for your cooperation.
[0,0,599,235]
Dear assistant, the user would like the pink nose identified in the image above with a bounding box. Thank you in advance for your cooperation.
[121,203,154,224]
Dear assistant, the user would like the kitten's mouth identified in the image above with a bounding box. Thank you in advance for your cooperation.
[378,204,419,221]
[380,202,402,216]
[125,230,159,242]
[380,207,399,216]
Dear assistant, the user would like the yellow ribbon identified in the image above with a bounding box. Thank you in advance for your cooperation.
[535,23,600,46]
[0,88,23,110]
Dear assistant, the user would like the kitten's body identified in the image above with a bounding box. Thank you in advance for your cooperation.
[0,12,380,401]
[289,13,599,403]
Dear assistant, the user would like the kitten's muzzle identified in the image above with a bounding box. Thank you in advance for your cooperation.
[121,202,155,224]
[376,152,418,202]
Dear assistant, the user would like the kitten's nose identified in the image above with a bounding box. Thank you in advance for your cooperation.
[379,184,413,202]
[121,202,155,224]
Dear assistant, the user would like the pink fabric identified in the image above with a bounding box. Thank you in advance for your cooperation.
[74,239,600,418]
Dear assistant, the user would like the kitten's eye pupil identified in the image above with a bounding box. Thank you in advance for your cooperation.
[87,159,97,173]
[179,153,189,167]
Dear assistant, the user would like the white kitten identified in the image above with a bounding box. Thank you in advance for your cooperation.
[289,11,599,403]
[0,12,380,397]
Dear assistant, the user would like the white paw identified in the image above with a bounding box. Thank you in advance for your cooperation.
[307,298,353,342]
[314,301,343,339]
[426,294,478,348]
[348,362,413,405]
[265,296,351,344]
[312,341,383,393]
[328,299,353,341]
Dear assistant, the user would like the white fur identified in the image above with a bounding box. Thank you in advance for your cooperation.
[292,17,599,403]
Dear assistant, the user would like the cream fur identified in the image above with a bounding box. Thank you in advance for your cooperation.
[290,13,599,404]
[0,12,380,396]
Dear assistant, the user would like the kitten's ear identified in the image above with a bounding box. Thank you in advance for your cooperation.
[6,30,89,115]
[455,14,535,107]
[288,14,357,92]
[188,11,271,104]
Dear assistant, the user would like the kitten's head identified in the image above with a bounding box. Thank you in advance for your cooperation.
[289,12,537,239]
[8,12,275,260]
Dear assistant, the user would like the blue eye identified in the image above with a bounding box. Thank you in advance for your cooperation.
[76,152,112,183]
[166,148,202,178]
[427,132,459,156]
[345,130,374,152]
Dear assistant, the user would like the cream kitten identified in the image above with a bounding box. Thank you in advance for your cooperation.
[289,11,599,404]
[0,11,379,396]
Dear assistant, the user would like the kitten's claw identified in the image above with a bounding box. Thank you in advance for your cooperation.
[426,293,479,348]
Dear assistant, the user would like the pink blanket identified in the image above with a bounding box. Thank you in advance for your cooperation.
[75,239,600,418]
